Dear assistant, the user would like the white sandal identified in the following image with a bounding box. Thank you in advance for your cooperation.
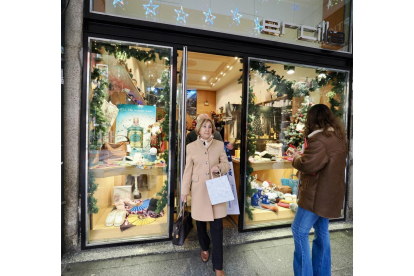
[105,210,118,227]
[114,210,127,226]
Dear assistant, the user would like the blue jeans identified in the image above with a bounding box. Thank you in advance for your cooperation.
[291,206,331,276]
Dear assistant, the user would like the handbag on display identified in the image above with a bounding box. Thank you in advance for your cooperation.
[99,136,130,161]
[281,174,298,195]
[265,143,283,156]
[172,202,193,246]
[205,172,235,205]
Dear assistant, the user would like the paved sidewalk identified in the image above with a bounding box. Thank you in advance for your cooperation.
[61,230,353,276]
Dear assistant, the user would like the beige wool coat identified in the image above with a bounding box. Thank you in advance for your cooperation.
[181,139,230,221]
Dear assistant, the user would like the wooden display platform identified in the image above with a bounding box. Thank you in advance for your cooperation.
[90,164,166,178]
[232,159,293,171]
[244,205,295,226]
[89,206,169,242]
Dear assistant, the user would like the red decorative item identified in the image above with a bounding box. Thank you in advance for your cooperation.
[277,202,290,208]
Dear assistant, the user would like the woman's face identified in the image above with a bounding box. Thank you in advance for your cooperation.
[200,121,213,140]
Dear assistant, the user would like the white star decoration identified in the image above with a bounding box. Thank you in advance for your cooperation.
[203,8,216,25]
[143,0,159,16]
[174,6,189,24]
[254,17,262,33]
[231,8,242,25]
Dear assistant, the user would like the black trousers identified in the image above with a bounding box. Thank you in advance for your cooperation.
[196,218,224,270]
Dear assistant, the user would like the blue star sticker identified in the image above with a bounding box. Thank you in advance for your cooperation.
[254,17,262,33]
[293,3,299,12]
[231,8,242,25]
[174,6,189,24]
[143,0,159,16]
[203,8,216,25]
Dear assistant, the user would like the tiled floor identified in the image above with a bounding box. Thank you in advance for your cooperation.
[62,229,353,275]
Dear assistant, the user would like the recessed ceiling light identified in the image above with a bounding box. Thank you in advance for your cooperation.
[215,77,218,79]
[218,78,221,81]
[223,73,226,76]
[220,72,223,75]
[234,57,238,59]
[202,76,206,80]
[227,65,230,68]
[212,83,215,86]
[148,61,151,64]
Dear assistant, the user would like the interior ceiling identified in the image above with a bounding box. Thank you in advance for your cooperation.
[178,51,242,91]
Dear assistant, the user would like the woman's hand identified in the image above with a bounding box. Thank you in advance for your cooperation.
[292,151,301,159]
[181,194,187,202]
[211,165,220,173]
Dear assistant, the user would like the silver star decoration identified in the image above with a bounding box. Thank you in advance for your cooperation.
[174,6,189,23]
[231,8,242,25]
[143,0,159,16]
[203,8,216,25]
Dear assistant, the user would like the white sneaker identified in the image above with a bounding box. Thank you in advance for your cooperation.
[105,210,117,227]
[114,210,127,227]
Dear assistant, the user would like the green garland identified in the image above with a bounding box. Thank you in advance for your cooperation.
[88,171,99,214]
[89,68,108,150]
[155,70,171,214]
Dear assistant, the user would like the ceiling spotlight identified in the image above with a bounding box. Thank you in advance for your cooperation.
[212,83,215,86]
[227,65,230,68]
[235,57,238,59]
[151,74,154,77]
[284,65,295,74]
[218,78,221,81]
[148,61,151,64]
[223,73,226,76]
[202,76,206,80]
[215,77,218,79]
[220,72,223,75]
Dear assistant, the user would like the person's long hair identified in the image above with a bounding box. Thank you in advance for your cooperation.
[304,104,346,141]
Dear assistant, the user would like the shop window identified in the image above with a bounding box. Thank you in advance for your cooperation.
[86,38,173,245]
[91,0,352,53]
[242,57,349,229]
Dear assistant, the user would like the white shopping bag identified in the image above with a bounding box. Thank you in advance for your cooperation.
[206,172,235,205]
[226,162,240,215]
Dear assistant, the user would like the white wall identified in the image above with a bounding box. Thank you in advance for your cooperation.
[216,81,243,110]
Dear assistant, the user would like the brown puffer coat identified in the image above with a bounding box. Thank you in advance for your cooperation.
[292,129,347,218]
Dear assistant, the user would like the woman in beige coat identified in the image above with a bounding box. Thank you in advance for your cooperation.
[181,117,230,276]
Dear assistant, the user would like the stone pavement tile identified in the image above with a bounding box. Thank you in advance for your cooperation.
[223,249,270,276]
[253,244,295,276]
[272,237,295,247]
[331,240,353,271]
[223,240,275,253]
[332,268,353,276]
[62,258,122,273]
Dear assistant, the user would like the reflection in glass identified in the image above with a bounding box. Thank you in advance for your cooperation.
[244,58,348,229]
[86,38,172,245]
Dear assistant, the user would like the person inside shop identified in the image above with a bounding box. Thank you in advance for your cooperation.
[290,104,347,276]
[180,117,230,276]
[185,113,223,145]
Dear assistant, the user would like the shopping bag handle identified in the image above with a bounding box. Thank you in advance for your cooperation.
[210,171,222,179]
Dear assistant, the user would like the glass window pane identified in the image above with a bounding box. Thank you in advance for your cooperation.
[244,57,349,229]
[86,38,173,245]
[91,0,352,53]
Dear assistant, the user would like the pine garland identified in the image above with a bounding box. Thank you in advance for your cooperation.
[88,171,99,214]
[89,67,108,150]
[155,70,171,214]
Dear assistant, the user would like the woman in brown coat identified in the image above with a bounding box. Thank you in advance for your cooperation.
[181,117,230,276]
[291,104,347,276]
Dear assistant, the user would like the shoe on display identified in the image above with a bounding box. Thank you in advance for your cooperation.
[105,210,117,227]
[114,210,127,226]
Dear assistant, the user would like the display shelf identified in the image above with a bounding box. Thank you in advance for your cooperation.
[255,95,288,106]
[90,164,166,178]
[244,206,295,226]
[89,205,169,242]
[232,159,293,171]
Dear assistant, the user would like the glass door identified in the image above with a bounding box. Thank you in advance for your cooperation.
[176,47,187,214]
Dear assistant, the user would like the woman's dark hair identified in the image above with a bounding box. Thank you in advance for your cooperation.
[304,104,346,140]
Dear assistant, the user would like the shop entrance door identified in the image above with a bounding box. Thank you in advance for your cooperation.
[176,48,243,229]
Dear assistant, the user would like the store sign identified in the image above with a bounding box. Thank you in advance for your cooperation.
[261,19,345,46]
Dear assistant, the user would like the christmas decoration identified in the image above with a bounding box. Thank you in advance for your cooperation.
[174,6,189,24]
[231,8,242,25]
[254,17,262,33]
[251,109,264,136]
[293,3,299,12]
[143,0,159,16]
[203,8,216,25]
[88,171,99,214]
[89,67,108,150]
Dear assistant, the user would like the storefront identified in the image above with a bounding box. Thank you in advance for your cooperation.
[79,0,352,249]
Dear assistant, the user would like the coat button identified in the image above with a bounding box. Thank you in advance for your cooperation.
[205,152,207,154]
[206,172,209,175]
[206,161,209,164]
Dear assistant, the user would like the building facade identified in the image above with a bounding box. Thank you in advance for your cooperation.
[63,0,353,252]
